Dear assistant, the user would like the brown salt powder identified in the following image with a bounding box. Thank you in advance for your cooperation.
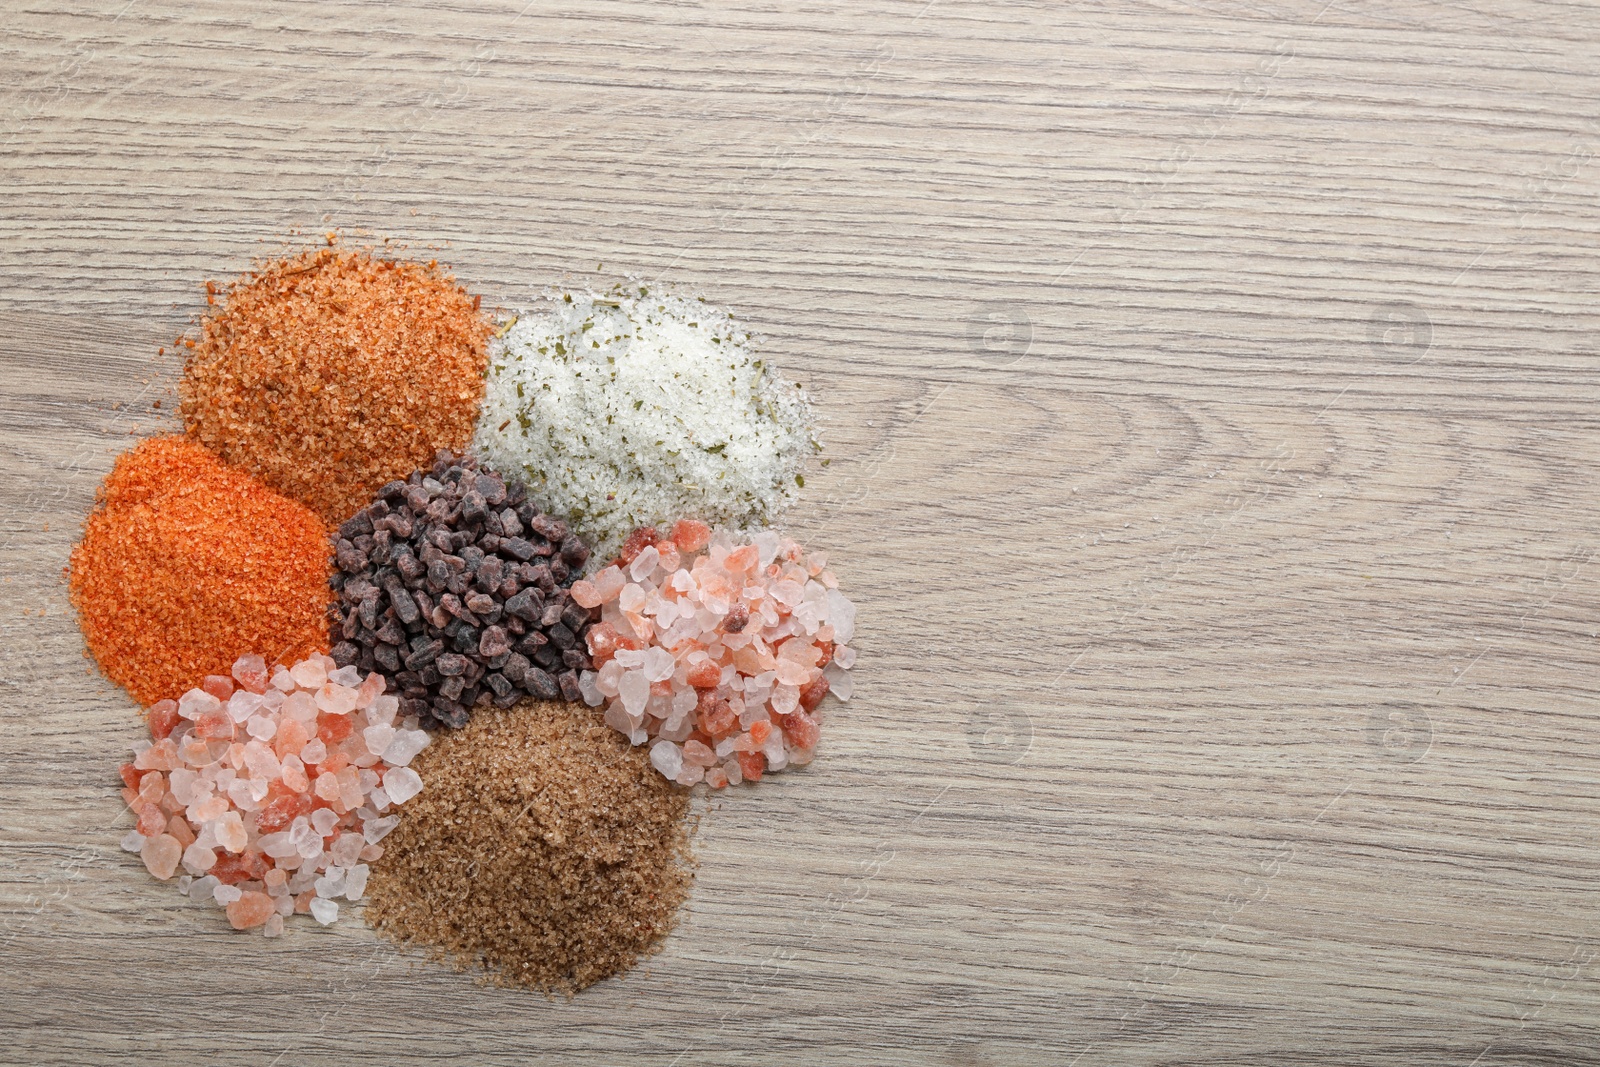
[365,700,694,995]
[179,244,491,526]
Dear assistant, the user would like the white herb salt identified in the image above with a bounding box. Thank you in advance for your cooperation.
[474,286,816,560]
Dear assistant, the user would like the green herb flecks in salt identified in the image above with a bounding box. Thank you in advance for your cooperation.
[474,286,816,561]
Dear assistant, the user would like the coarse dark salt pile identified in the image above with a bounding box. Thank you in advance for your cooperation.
[330,451,597,730]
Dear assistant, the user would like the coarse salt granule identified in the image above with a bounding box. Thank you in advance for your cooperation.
[473,287,816,561]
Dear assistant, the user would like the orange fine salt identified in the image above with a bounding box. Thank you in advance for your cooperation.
[69,435,332,706]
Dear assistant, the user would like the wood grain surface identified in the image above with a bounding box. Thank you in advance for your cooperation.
[3,2,1599,1064]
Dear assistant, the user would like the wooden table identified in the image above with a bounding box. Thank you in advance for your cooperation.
[3,2,1598,1063]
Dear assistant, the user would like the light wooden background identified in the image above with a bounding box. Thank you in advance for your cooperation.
[3,1,1598,1064]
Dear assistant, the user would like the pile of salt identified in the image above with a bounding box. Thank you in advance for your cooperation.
[118,652,429,935]
[572,520,855,787]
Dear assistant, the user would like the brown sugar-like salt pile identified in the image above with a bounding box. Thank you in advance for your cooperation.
[179,244,491,525]
[366,700,694,994]
[68,435,332,706]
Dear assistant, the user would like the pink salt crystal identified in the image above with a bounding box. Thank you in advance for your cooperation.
[289,658,326,690]
[227,690,264,724]
[232,653,269,693]
[363,724,395,758]
[704,765,728,789]
[148,699,179,734]
[226,891,275,930]
[336,767,364,811]
[137,771,166,804]
[773,658,812,687]
[202,675,235,702]
[177,689,215,720]
[382,767,423,804]
[264,867,288,890]
[315,683,358,716]
[314,773,341,803]
[592,565,626,603]
[682,740,716,768]
[770,579,805,607]
[189,794,228,823]
[214,812,248,854]
[134,739,181,771]
[649,740,683,779]
[368,694,398,726]
[263,913,285,938]
[670,519,712,552]
[166,815,196,847]
[242,741,279,779]
[274,717,309,758]
[182,841,218,874]
[330,833,364,868]
[354,672,386,709]
[140,834,182,879]
[570,579,602,609]
[327,665,361,687]
[771,684,800,716]
[619,670,650,716]
[281,755,309,793]
[629,545,660,581]
[344,863,370,901]
[283,691,317,722]
[175,736,211,767]
[779,709,822,750]
[134,804,166,837]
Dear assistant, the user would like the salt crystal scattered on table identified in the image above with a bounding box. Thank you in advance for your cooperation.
[580,521,855,787]
[117,651,429,936]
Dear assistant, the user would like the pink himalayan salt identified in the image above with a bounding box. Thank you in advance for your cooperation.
[580,525,855,788]
[119,651,430,937]
[226,891,276,929]
[140,834,182,879]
